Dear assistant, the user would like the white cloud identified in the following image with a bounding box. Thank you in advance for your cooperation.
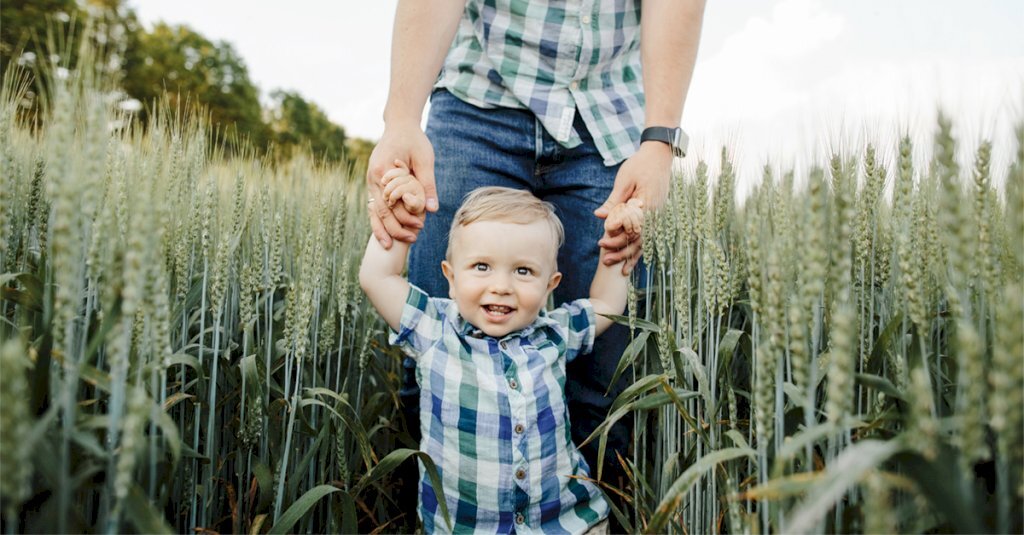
[683,0,1022,195]
[719,0,845,62]
[687,0,845,126]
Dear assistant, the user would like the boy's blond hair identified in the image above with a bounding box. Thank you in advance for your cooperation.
[446,187,565,264]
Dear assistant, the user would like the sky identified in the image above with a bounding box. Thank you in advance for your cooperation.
[130,0,1024,192]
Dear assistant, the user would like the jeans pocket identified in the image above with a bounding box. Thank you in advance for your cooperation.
[429,87,451,105]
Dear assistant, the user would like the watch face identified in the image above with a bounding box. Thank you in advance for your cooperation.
[674,128,689,158]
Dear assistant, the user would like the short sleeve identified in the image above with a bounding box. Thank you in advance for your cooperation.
[387,284,446,359]
[547,298,596,362]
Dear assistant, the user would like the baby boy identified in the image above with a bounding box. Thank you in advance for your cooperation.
[360,164,642,534]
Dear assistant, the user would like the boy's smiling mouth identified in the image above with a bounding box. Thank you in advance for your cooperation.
[483,304,515,317]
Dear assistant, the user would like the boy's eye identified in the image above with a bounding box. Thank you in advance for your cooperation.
[515,267,533,276]
[473,263,489,271]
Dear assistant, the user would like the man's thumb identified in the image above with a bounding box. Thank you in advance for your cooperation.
[418,160,439,212]
[594,185,629,218]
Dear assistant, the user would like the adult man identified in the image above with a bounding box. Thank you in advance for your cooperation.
[365,0,704,528]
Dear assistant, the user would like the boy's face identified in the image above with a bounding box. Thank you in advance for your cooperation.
[442,219,562,338]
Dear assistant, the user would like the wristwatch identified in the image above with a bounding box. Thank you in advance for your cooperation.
[640,126,688,158]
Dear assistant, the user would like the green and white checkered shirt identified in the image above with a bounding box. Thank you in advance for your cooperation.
[438,0,644,165]
[390,284,609,534]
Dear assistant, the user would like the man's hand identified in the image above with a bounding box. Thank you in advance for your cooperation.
[594,141,673,273]
[365,125,438,249]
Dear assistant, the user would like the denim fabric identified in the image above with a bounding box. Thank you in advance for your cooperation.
[400,89,637,484]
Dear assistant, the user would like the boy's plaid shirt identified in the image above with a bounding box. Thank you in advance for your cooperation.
[438,0,643,166]
[390,284,609,534]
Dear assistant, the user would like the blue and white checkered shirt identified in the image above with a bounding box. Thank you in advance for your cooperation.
[438,0,644,166]
[389,284,609,534]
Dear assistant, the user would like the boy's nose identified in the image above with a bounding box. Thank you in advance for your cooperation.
[489,284,512,295]
[488,274,513,294]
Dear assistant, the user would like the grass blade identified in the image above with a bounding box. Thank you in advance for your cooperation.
[646,447,755,534]
[353,448,451,531]
[787,439,905,534]
[268,485,342,535]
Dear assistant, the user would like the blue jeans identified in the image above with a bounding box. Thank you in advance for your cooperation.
[401,89,636,482]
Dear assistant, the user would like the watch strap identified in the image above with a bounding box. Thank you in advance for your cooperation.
[640,126,688,158]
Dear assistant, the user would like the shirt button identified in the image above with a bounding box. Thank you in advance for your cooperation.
[515,512,525,525]
[582,14,591,25]
[500,340,508,349]
[516,468,526,479]
[514,423,525,434]
[509,378,518,390]
[570,80,579,91]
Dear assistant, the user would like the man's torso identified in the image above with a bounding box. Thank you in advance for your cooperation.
[438,0,644,166]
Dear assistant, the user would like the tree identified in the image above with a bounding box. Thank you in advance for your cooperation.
[121,22,269,152]
[3,2,364,163]
[344,137,376,172]
[267,89,347,165]
[1,0,78,74]
[2,0,144,75]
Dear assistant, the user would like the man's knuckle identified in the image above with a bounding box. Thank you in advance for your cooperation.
[383,220,403,235]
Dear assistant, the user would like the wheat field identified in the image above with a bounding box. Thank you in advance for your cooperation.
[0,46,1022,534]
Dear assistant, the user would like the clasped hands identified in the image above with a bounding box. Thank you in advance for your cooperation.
[369,160,645,275]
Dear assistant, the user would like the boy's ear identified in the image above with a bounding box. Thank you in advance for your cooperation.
[441,260,456,298]
[547,271,562,292]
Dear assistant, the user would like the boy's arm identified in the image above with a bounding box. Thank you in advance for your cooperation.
[359,235,412,331]
[589,250,630,337]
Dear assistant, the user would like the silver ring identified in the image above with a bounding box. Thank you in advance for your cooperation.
[367,198,375,204]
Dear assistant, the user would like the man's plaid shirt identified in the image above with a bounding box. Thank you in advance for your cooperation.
[389,284,609,534]
[437,0,644,165]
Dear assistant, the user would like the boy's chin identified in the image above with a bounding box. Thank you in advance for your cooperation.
[479,325,514,338]
[477,319,529,338]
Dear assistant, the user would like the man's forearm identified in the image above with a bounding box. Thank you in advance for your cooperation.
[383,0,466,127]
[640,0,706,128]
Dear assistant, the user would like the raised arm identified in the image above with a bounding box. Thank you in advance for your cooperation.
[359,235,412,332]
[589,250,630,336]
[360,167,427,330]
[365,0,466,249]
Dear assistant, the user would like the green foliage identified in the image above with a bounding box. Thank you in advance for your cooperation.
[604,115,1024,534]
[344,137,377,173]
[1,1,374,166]
[0,0,80,74]
[0,44,407,533]
[2,22,1022,535]
[122,22,269,152]
[268,89,346,165]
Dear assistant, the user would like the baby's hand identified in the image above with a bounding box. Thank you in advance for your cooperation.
[380,160,426,215]
[602,198,644,243]
[598,198,644,274]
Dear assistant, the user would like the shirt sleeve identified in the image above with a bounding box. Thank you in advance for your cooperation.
[387,284,445,359]
[547,298,597,363]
